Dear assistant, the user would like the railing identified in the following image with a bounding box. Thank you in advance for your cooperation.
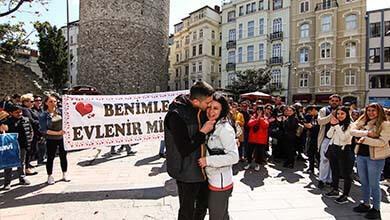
[269,31,283,41]
[226,63,236,71]
[226,40,236,49]
[315,0,339,11]
[269,57,283,65]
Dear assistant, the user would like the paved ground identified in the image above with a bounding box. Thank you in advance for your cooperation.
[1,140,390,220]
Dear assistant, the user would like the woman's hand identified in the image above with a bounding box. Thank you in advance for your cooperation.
[57,130,65,136]
[357,137,365,144]
[367,131,379,138]
[198,157,207,168]
[330,117,339,125]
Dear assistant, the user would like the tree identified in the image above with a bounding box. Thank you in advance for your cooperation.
[227,68,272,94]
[0,22,29,60]
[0,0,49,18]
[34,21,68,91]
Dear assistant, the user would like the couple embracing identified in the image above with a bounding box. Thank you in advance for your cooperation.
[164,81,239,220]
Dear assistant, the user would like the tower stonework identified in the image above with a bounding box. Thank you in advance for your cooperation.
[78,0,170,94]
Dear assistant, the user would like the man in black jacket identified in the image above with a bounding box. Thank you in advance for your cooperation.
[165,81,215,220]
[3,105,33,190]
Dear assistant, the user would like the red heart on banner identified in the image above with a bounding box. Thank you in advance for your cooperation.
[75,102,93,117]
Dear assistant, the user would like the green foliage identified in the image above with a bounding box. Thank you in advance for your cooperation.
[227,68,272,94]
[0,22,29,60]
[34,21,68,91]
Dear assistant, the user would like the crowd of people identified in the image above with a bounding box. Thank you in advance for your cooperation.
[164,81,390,220]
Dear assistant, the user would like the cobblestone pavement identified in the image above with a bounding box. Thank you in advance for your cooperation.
[1,140,389,220]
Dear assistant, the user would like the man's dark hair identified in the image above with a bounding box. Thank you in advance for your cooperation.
[12,93,20,99]
[329,94,341,101]
[189,81,214,100]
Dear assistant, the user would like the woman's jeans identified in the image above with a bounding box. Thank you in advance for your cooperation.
[356,155,385,210]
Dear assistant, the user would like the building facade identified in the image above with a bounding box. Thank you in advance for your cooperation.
[169,6,222,91]
[61,20,79,87]
[366,8,390,108]
[221,0,291,99]
[290,0,366,106]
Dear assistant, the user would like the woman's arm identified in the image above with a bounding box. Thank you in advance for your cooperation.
[247,116,258,127]
[362,122,390,148]
[39,112,63,136]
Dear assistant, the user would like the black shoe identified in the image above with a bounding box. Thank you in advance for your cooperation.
[353,203,371,213]
[296,154,306,161]
[127,151,137,156]
[3,184,11,190]
[324,190,339,198]
[159,153,166,158]
[365,208,381,219]
[110,151,120,155]
[335,195,349,204]
[318,181,325,189]
[19,178,31,185]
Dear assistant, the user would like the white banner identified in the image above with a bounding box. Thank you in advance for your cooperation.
[63,90,188,151]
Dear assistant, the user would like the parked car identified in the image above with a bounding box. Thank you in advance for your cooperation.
[66,85,101,95]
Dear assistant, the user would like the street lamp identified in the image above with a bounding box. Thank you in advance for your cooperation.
[66,0,71,89]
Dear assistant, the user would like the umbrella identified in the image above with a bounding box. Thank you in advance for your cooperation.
[240,91,272,101]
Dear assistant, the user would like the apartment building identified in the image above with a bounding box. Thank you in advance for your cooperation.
[366,8,390,108]
[168,6,222,91]
[290,0,366,106]
[61,20,79,87]
[221,0,291,99]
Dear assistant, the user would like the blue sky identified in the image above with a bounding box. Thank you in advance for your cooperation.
[1,0,390,47]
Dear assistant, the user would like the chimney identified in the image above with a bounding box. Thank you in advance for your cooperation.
[214,5,220,12]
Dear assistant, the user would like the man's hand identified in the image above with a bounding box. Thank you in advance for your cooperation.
[0,124,8,132]
[304,123,312,129]
[198,157,207,168]
[200,120,216,134]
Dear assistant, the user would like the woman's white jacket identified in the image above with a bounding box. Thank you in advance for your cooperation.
[205,120,239,190]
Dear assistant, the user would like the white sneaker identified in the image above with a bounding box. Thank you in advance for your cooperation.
[254,164,260,171]
[47,175,55,185]
[63,172,71,182]
[244,164,251,170]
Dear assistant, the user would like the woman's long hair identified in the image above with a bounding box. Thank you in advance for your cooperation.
[42,95,57,111]
[336,106,351,131]
[212,93,235,129]
[355,103,386,133]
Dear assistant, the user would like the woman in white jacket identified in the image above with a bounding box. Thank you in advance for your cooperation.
[198,93,239,220]
[323,106,354,205]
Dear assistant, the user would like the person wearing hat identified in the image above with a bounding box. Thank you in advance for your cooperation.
[2,105,33,190]
[304,105,321,174]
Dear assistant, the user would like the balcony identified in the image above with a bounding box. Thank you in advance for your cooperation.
[269,57,283,65]
[269,31,283,41]
[226,63,236,71]
[315,0,338,11]
[226,40,236,49]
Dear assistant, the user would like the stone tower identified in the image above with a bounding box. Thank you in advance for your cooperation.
[78,0,170,94]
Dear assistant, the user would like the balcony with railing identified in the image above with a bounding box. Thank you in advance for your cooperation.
[226,63,236,71]
[269,32,283,41]
[226,40,236,49]
[269,57,283,65]
[315,0,338,11]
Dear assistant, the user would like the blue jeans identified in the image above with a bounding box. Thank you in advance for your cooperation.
[356,155,385,210]
[159,140,165,155]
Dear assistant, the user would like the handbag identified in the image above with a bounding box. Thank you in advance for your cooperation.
[206,145,226,155]
[296,123,304,137]
[0,133,21,169]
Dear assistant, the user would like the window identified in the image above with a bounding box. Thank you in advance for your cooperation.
[199,44,203,55]
[272,43,281,58]
[259,18,264,35]
[251,2,256,12]
[239,6,244,16]
[320,42,331,59]
[345,70,356,86]
[320,70,331,86]
[185,49,189,60]
[238,23,243,39]
[212,45,215,56]
[198,62,202,72]
[273,18,282,33]
[192,63,196,73]
[192,46,196,57]
[199,29,203,38]
[176,68,179,77]
[271,69,281,86]
[273,0,282,10]
[247,45,254,62]
[246,4,251,14]
[219,47,221,57]
[300,1,309,13]
[345,0,356,2]
[345,42,356,58]
[176,54,179,62]
[321,15,331,32]
[70,36,73,44]
[211,63,215,73]
[299,73,309,88]
[228,51,236,63]
[175,41,179,48]
[259,0,264,10]
[346,14,357,30]
[185,35,190,44]
[228,73,236,86]
[384,47,390,62]
[300,23,309,38]
[369,48,380,63]
[185,65,189,75]
[370,22,381,38]
[228,11,236,22]
[238,47,243,63]
[370,75,390,89]
[385,21,390,36]
[259,43,264,60]
[211,30,215,39]
[300,48,309,63]
[193,31,197,40]
[248,21,255,37]
[229,29,236,41]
